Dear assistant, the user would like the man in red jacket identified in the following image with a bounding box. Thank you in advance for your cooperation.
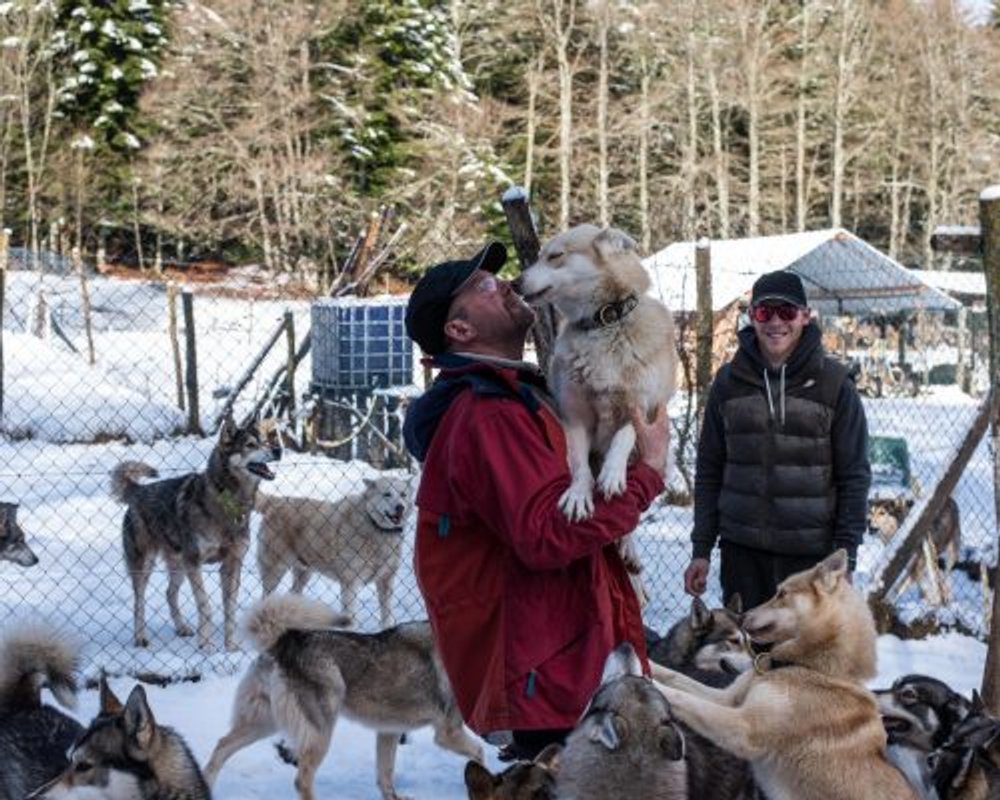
[403,240,668,760]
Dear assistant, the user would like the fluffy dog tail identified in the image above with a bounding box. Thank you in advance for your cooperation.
[0,623,79,713]
[109,461,159,503]
[243,594,351,653]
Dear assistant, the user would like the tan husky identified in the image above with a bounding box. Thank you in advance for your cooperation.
[652,550,919,800]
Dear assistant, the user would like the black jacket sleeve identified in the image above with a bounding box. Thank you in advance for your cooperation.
[692,373,727,560]
[830,378,871,569]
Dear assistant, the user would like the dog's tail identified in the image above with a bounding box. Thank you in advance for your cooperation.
[0,623,79,713]
[109,461,158,503]
[243,594,352,653]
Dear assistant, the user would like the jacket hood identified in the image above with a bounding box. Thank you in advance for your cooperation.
[403,353,547,462]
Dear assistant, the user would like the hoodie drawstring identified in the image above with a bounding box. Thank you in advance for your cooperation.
[763,366,787,426]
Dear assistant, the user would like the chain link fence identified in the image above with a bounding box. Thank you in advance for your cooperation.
[0,227,995,682]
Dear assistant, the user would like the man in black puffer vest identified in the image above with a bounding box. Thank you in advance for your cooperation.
[683,270,871,610]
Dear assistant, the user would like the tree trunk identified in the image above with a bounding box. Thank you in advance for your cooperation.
[795,1,810,232]
[596,1,609,226]
[638,55,651,253]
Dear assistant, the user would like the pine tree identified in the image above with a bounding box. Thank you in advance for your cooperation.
[50,0,169,152]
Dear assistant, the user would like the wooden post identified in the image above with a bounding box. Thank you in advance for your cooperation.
[977,187,1000,714]
[0,229,7,420]
[957,305,968,394]
[181,290,201,435]
[167,283,185,411]
[695,239,713,419]
[73,247,95,365]
[501,186,557,374]
[284,311,296,420]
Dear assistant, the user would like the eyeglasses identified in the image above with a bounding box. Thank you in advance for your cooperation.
[750,303,801,323]
[456,273,501,296]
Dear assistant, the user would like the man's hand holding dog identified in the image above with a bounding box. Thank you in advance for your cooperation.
[632,404,669,479]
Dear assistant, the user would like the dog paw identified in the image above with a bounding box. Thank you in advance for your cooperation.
[597,462,628,498]
[559,485,594,521]
[175,623,194,638]
[134,636,149,649]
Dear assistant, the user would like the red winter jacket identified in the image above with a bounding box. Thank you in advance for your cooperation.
[405,355,663,735]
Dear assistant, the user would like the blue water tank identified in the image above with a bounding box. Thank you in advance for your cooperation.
[310,296,413,391]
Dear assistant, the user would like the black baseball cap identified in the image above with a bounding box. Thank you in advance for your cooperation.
[751,270,808,307]
[405,241,508,355]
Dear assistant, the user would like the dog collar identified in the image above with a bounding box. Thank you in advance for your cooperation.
[575,293,639,330]
[746,640,795,674]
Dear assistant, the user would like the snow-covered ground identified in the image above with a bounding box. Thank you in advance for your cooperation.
[1,268,997,796]
[42,631,989,800]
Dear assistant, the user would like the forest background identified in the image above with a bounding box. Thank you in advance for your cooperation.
[1,0,998,282]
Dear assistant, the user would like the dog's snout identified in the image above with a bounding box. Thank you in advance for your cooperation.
[271,446,282,460]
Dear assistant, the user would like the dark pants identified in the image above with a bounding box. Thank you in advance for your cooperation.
[720,540,825,611]
[507,728,571,761]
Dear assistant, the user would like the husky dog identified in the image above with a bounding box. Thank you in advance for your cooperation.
[519,225,676,604]
[875,674,972,754]
[0,624,83,800]
[653,549,920,800]
[519,224,676,522]
[29,678,210,800]
[647,594,751,686]
[255,473,414,627]
[929,692,1000,800]
[203,594,483,800]
[111,415,281,650]
[556,643,687,800]
[0,501,39,566]
[464,745,560,800]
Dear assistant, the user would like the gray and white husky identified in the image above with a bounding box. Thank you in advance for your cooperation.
[111,415,281,651]
[0,624,83,800]
[29,678,210,800]
[0,501,39,567]
[203,594,483,800]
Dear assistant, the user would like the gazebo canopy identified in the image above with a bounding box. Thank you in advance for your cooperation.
[643,228,960,317]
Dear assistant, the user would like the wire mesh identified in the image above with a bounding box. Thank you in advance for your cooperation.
[0,231,995,682]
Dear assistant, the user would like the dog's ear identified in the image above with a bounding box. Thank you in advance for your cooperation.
[534,742,562,772]
[593,227,637,261]
[219,413,238,443]
[690,596,712,632]
[99,672,124,715]
[726,592,743,615]
[600,643,643,683]
[816,549,848,592]
[589,711,626,751]
[123,685,157,751]
[658,721,685,761]
[463,760,499,799]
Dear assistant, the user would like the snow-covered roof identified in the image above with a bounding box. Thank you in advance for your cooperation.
[909,268,986,299]
[643,228,961,316]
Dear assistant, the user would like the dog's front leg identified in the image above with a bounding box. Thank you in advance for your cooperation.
[597,423,635,498]
[559,422,595,521]
[651,663,747,704]
[186,565,214,650]
[658,684,765,762]
[221,545,246,651]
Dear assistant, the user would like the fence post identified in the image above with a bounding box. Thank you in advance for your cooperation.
[181,290,201,435]
[167,282,185,411]
[284,311,296,420]
[978,187,1000,713]
[501,186,556,373]
[695,238,713,420]
[0,229,7,420]
[73,246,96,365]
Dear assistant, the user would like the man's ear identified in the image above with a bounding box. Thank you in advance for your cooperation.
[443,317,476,347]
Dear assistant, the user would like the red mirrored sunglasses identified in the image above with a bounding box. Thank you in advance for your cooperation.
[750,303,801,323]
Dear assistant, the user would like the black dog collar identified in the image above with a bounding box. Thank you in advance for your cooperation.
[575,294,639,331]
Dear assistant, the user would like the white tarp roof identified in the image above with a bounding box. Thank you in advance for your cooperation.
[643,228,961,316]
[909,268,986,299]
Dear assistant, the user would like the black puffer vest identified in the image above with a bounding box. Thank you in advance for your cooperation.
[715,325,848,555]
